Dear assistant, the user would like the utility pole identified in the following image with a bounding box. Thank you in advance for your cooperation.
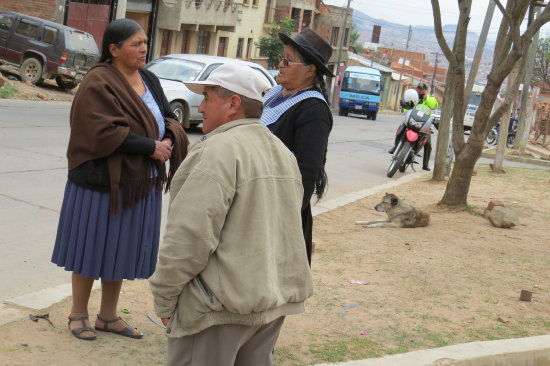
[431,52,439,94]
[464,0,495,104]
[515,6,541,152]
[393,25,411,110]
[330,0,352,108]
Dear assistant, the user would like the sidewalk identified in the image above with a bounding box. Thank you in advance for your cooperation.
[1,139,549,365]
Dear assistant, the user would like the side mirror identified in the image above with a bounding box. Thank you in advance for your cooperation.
[400,99,408,109]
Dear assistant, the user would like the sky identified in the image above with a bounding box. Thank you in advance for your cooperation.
[323,0,550,40]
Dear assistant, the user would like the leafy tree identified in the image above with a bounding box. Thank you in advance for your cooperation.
[533,37,550,92]
[431,0,550,206]
[255,19,293,70]
[350,24,364,53]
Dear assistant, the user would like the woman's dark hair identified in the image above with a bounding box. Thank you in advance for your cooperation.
[100,18,144,63]
[294,51,330,106]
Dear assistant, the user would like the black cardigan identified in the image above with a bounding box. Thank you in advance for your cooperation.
[269,97,333,208]
[68,68,177,191]
[269,97,332,265]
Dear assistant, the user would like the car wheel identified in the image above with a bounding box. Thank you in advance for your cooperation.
[55,77,78,90]
[20,57,43,84]
[170,101,186,126]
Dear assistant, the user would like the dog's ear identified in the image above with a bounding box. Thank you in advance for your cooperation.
[390,194,399,206]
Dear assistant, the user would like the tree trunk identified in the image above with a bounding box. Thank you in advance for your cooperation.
[440,152,476,205]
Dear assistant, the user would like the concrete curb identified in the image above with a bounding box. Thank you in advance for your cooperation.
[480,151,550,168]
[313,334,550,365]
[312,170,429,217]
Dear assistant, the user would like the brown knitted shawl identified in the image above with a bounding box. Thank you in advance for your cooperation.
[67,63,187,214]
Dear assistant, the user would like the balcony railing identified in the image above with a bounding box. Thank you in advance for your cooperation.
[158,0,241,31]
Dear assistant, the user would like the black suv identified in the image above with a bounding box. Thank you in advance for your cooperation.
[0,11,100,89]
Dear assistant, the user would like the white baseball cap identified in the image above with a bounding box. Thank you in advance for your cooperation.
[184,63,272,102]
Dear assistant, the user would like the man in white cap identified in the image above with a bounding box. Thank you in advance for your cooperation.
[149,63,314,366]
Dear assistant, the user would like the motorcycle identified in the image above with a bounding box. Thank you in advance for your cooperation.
[387,108,433,178]
[486,119,516,148]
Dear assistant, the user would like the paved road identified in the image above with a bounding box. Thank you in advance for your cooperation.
[0,99,406,303]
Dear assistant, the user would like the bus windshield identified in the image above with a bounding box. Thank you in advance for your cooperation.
[341,72,380,95]
[468,92,482,106]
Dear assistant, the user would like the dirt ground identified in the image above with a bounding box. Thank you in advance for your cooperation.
[0,164,549,366]
[0,66,77,102]
[2,68,550,365]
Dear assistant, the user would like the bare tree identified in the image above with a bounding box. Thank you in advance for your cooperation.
[533,37,550,92]
[431,0,550,206]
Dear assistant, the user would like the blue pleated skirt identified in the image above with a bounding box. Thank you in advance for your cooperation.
[51,180,162,281]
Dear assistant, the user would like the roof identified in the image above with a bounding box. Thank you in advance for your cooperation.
[345,65,381,75]
[347,51,394,73]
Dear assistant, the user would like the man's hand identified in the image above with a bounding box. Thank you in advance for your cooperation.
[161,317,170,326]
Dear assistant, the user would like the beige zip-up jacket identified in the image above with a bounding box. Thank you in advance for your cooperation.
[149,118,313,338]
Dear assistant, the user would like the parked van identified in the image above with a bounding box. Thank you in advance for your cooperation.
[338,66,383,120]
[0,11,100,89]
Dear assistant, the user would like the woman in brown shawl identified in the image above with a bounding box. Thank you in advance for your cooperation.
[51,19,188,341]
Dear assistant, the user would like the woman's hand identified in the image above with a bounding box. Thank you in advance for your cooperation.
[151,140,172,163]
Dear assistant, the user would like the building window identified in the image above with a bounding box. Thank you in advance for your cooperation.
[264,0,272,23]
[224,0,230,11]
[243,0,249,5]
[197,30,210,54]
[330,27,339,47]
[252,0,258,6]
[246,38,252,59]
[302,10,312,29]
[236,38,244,58]
[343,27,350,47]
[195,0,202,8]
[291,8,301,32]
[181,30,190,53]
[217,37,227,56]
[160,30,171,56]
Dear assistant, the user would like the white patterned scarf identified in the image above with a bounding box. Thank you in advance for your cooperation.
[260,85,328,126]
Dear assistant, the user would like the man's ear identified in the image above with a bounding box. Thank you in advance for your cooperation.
[230,95,241,109]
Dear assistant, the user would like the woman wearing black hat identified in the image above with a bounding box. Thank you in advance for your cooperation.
[261,28,334,266]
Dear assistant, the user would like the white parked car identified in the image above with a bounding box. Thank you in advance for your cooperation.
[144,54,276,129]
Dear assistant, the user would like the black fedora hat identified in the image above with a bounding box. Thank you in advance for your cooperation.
[279,28,335,77]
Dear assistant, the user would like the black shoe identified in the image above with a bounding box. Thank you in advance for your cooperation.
[422,166,431,171]
[388,147,396,154]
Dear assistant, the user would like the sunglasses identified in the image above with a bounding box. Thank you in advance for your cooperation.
[278,54,304,67]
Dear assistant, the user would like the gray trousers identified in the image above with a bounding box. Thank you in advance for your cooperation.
[166,316,285,366]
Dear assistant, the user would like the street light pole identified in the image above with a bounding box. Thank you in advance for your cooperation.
[393,25,411,110]
[330,0,352,108]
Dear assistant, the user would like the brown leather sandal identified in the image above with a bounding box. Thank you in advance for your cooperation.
[68,316,97,341]
[94,314,143,339]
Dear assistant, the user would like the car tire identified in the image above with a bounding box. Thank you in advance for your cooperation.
[170,101,187,126]
[55,77,78,90]
[371,111,377,121]
[20,57,43,84]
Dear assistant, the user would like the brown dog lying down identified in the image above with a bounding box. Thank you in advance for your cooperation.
[355,193,430,228]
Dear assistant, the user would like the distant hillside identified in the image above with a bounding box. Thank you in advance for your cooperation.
[352,9,495,81]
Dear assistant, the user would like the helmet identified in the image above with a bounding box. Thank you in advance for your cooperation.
[403,88,419,109]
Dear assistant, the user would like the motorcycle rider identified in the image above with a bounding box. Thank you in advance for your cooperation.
[389,82,439,171]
